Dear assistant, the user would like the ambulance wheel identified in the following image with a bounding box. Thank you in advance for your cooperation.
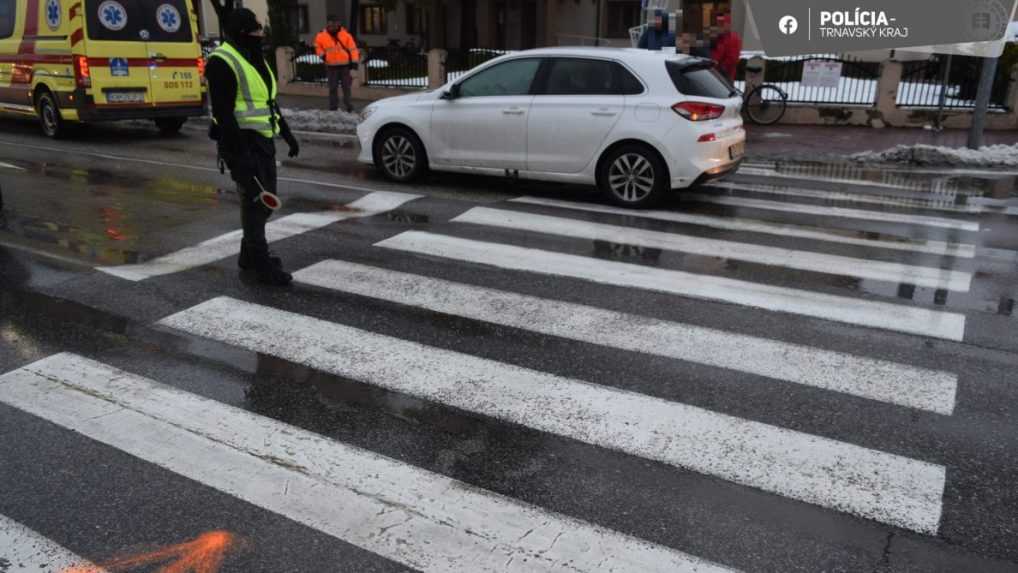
[36,91,65,139]
[155,118,187,136]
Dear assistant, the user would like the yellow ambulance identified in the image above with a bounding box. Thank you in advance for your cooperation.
[0,0,205,137]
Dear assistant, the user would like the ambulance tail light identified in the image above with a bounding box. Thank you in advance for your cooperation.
[74,56,91,88]
[197,57,206,84]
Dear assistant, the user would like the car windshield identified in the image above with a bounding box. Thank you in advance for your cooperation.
[85,0,193,42]
[666,60,736,99]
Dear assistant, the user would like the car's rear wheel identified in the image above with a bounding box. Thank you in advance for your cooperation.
[155,117,187,136]
[36,91,65,139]
[374,127,428,183]
[598,144,668,208]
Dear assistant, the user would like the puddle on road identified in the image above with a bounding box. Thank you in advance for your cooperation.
[742,160,1018,199]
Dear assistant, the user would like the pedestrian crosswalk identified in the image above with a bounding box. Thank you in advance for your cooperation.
[0,514,105,573]
[4,173,1001,570]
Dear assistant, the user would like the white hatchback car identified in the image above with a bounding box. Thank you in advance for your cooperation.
[357,47,745,207]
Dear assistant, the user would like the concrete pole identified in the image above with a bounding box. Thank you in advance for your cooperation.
[967,56,1000,150]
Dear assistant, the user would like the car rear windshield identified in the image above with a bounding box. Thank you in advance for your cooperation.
[86,0,193,42]
[666,60,735,99]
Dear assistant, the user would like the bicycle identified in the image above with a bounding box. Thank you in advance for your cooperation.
[742,64,788,125]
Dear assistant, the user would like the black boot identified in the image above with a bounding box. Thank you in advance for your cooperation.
[254,261,293,287]
[248,251,292,286]
[238,242,282,270]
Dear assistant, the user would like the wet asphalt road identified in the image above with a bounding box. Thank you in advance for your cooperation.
[1,116,1017,573]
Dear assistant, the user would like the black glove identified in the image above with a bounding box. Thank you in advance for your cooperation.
[284,133,300,158]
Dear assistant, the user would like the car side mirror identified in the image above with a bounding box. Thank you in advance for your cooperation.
[441,84,461,100]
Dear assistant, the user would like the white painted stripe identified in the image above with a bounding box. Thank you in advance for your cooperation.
[511,196,976,258]
[687,193,981,231]
[0,161,24,171]
[453,207,972,292]
[712,181,990,214]
[159,297,947,534]
[0,354,733,573]
[377,232,967,341]
[295,260,958,414]
[0,513,106,572]
[97,191,419,281]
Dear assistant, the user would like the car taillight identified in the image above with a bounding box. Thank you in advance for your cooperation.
[697,133,717,143]
[74,56,91,88]
[672,102,725,121]
[197,57,206,80]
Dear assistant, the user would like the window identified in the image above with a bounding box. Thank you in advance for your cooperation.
[296,4,309,34]
[406,3,429,37]
[458,58,541,98]
[606,0,641,38]
[540,59,644,96]
[360,4,386,35]
[0,0,14,39]
[666,60,734,98]
[85,0,193,43]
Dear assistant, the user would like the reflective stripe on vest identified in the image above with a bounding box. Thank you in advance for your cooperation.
[209,43,279,138]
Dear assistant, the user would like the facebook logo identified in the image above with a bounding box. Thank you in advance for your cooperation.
[779,15,799,35]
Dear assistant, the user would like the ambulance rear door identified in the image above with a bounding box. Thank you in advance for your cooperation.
[83,0,154,106]
[143,0,201,107]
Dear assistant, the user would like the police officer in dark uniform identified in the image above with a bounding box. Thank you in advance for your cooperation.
[206,9,299,286]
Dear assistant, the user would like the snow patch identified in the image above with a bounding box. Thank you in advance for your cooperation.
[852,144,1018,167]
[282,108,360,133]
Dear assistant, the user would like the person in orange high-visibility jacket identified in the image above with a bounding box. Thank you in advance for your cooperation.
[315,16,361,112]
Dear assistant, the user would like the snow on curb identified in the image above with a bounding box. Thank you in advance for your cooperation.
[851,144,1018,167]
[282,108,360,134]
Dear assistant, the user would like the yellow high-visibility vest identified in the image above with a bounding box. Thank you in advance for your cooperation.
[209,42,280,138]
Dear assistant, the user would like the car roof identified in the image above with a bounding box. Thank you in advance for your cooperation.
[504,46,693,63]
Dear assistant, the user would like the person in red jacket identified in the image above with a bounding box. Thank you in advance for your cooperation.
[711,14,742,82]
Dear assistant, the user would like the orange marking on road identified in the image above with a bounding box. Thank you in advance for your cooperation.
[63,530,236,573]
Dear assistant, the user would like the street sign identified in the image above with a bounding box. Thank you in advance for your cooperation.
[801,60,843,89]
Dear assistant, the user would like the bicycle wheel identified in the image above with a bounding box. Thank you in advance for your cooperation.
[745,85,787,126]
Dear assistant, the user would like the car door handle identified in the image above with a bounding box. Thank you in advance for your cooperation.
[502,108,525,115]
[591,110,617,117]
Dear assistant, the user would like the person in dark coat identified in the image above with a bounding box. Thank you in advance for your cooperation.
[638,11,676,51]
[206,9,300,286]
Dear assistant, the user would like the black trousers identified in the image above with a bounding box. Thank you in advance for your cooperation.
[326,65,353,111]
[225,133,277,259]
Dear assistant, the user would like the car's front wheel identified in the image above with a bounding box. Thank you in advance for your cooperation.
[373,127,428,183]
[598,144,668,208]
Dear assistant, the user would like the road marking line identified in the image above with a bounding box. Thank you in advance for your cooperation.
[711,181,990,214]
[96,192,419,281]
[159,297,947,534]
[294,260,958,414]
[453,207,973,292]
[511,196,976,258]
[0,354,735,573]
[0,513,107,572]
[0,161,24,171]
[687,193,981,231]
[376,232,967,341]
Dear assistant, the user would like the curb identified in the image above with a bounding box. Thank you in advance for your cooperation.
[184,122,359,149]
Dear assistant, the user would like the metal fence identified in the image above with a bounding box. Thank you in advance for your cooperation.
[291,43,327,83]
[445,48,512,83]
[755,54,882,105]
[897,56,1010,110]
[362,45,428,89]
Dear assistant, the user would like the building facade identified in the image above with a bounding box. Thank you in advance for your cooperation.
[295,0,758,50]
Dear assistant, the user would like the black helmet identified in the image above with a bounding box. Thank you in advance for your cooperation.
[225,8,262,41]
